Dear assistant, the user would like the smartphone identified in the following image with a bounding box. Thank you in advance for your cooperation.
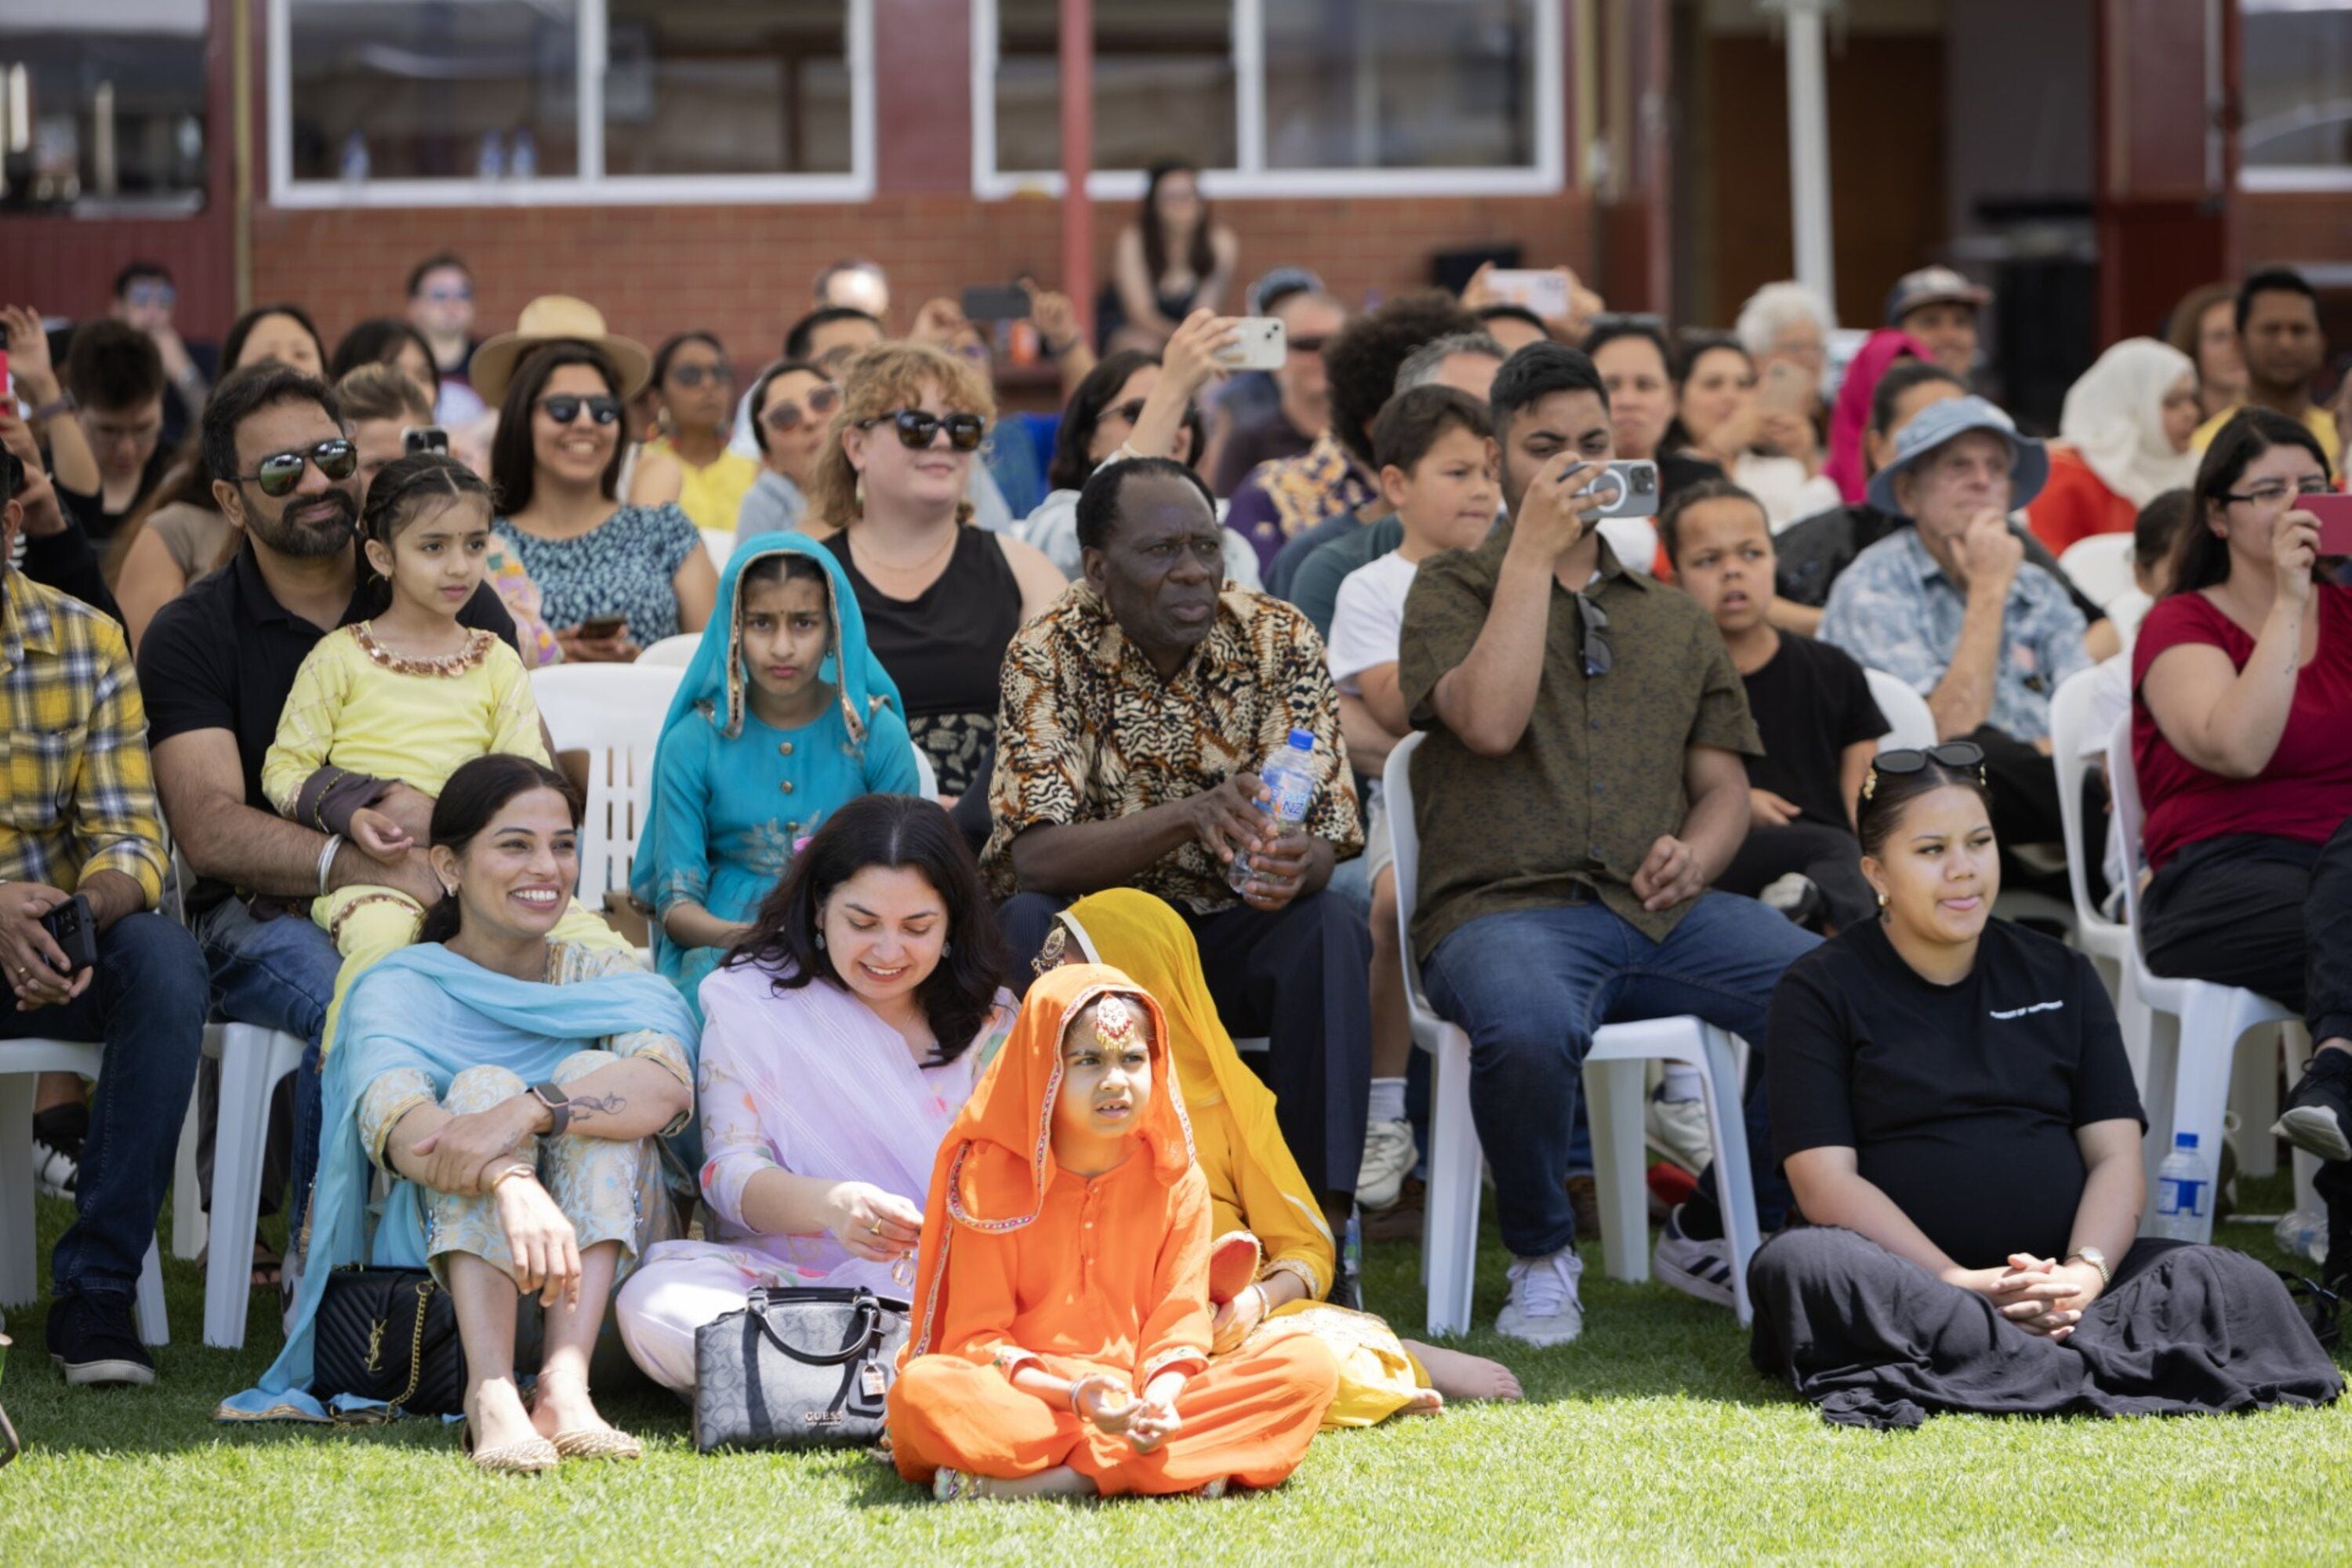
[0,348,11,404]
[39,895,97,975]
[1757,359,1812,418]
[1215,317,1287,372]
[1484,269,1569,321]
[401,425,450,456]
[578,615,628,641]
[2307,492,2352,555]
[960,285,1031,324]
[1573,459,1661,520]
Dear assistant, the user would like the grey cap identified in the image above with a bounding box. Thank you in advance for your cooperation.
[1247,267,1325,317]
[1865,394,2049,518]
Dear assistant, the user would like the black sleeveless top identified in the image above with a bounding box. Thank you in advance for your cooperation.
[822,525,1022,797]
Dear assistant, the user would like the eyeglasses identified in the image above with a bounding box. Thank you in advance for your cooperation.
[539,394,622,426]
[423,286,473,305]
[125,283,176,310]
[230,437,358,499]
[1863,741,1988,800]
[667,362,732,389]
[2223,478,2335,506]
[760,383,841,434]
[1104,397,1149,426]
[1573,591,1611,678]
[859,408,988,452]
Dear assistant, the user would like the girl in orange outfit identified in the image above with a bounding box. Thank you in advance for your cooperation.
[888,964,1341,1501]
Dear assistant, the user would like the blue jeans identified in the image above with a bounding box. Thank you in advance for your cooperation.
[2,913,208,1298]
[193,898,339,1234]
[1422,892,1820,1259]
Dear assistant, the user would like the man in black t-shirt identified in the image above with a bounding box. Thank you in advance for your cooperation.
[1664,480,1885,931]
[137,365,520,1238]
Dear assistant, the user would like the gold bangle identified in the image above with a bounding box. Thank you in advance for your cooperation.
[488,1162,537,1192]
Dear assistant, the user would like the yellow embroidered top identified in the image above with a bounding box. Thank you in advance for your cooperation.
[645,434,760,535]
[260,623,550,822]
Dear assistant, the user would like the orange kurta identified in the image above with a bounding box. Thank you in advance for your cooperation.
[2024,445,2137,556]
[887,965,1338,1496]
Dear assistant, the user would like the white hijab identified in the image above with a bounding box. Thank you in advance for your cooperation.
[2059,337,2198,509]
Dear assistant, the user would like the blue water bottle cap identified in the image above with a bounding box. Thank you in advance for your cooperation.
[1287,728,1316,751]
[2174,1131,2198,1150]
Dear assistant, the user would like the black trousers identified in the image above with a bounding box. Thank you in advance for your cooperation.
[2140,817,2352,1046]
[998,888,1372,1203]
[1718,821,1875,931]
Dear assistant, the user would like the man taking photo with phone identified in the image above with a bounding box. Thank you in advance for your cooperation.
[0,446,207,1389]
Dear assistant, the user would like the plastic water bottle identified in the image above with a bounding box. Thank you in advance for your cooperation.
[1228,729,1319,892]
[337,131,369,190]
[477,130,505,182]
[1337,1210,1363,1311]
[509,127,538,180]
[2275,1209,2329,1269]
[2151,1131,2214,1240]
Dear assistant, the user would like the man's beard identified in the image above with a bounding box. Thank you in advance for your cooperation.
[250,486,358,559]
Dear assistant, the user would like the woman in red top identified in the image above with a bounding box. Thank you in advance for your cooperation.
[2133,409,2352,1230]
[2027,339,2201,556]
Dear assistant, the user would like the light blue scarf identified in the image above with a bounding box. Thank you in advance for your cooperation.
[217,942,699,1421]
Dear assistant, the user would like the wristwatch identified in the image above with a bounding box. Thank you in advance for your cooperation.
[528,1080,572,1137]
[2064,1246,2111,1288]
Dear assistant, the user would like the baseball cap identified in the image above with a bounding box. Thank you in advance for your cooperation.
[1884,265,1991,326]
[1865,394,2049,517]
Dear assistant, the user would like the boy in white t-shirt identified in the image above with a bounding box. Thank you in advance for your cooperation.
[1327,384,1501,1209]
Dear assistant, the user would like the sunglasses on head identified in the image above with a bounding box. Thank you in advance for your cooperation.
[232,437,358,499]
[860,408,988,452]
[761,382,841,433]
[1863,741,1987,799]
[539,394,622,426]
[667,362,732,389]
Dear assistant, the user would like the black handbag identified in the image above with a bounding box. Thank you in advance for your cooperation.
[311,1266,468,1417]
[692,1286,909,1453]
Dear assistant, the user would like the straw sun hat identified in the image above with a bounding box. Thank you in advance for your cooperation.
[467,294,653,406]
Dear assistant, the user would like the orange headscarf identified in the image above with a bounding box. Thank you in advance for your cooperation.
[905,964,1195,1357]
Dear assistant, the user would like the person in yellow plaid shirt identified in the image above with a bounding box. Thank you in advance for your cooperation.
[0,447,205,1389]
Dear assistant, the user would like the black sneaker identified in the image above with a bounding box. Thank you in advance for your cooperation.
[31,1103,85,1200]
[2274,1050,2352,1165]
[46,1292,154,1388]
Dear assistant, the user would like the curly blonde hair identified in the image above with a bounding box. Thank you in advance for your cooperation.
[805,340,997,532]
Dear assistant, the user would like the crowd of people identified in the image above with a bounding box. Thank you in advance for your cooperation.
[5,168,2351,1483]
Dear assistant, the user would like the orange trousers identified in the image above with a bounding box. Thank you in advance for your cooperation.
[888,1336,1340,1496]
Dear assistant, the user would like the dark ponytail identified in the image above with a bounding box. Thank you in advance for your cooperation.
[416,754,583,945]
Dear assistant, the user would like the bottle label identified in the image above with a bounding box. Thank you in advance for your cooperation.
[2157,1176,2208,1216]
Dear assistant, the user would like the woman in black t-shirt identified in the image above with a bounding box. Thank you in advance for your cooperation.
[1749,742,2339,1428]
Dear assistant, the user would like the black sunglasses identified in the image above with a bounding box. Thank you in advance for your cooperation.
[667,362,732,388]
[2278,1270,2343,1352]
[232,437,358,499]
[1574,590,1612,678]
[859,408,988,452]
[539,394,622,426]
[761,382,841,433]
[1864,741,1988,799]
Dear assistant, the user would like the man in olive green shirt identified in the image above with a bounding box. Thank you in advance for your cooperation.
[1399,343,1820,1347]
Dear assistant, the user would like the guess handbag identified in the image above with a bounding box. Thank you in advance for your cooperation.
[310,1266,468,1417]
[692,1286,909,1453]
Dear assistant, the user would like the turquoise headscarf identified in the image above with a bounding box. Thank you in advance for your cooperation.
[628,531,901,921]
[217,943,700,1422]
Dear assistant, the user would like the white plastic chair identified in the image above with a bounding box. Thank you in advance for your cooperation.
[911,750,940,802]
[182,1024,308,1348]
[2058,532,2136,609]
[1384,731,1760,1334]
[533,664,685,906]
[2104,587,2153,654]
[2048,667,2139,1016]
[1598,518,1658,576]
[2105,709,2314,1236]
[698,527,739,572]
[1,1039,169,1345]
[636,633,702,669]
[1864,668,1936,750]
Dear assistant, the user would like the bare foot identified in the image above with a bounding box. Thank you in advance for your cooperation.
[985,1465,1098,1500]
[1399,1387,1445,1414]
[528,1368,612,1441]
[1406,1341,1523,1403]
[466,1378,539,1451]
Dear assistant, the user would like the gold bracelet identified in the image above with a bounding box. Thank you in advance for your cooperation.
[488,1162,537,1193]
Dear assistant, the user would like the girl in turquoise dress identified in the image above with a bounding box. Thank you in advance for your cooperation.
[634,532,921,1017]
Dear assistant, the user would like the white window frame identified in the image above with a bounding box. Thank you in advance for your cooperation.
[266,0,874,208]
[970,0,1566,201]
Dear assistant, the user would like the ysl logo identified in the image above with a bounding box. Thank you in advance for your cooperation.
[363,1318,387,1374]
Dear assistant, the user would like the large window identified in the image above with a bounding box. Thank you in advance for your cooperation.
[269,0,871,207]
[0,0,207,214]
[2239,0,2352,189]
[975,0,1563,198]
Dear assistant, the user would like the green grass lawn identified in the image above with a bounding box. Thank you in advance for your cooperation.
[5,1181,2347,1566]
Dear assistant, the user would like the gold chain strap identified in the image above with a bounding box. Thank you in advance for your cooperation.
[388,1279,437,1410]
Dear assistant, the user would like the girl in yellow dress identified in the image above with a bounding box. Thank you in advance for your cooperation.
[261,453,623,1053]
[1039,889,1522,1425]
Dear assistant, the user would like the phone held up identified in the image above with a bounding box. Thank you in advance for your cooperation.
[402,425,451,456]
[1571,459,1661,520]
[2304,492,2352,557]
[1214,318,1288,372]
[960,285,1032,325]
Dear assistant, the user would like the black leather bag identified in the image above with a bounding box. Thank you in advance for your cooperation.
[692,1287,909,1453]
[311,1266,467,1417]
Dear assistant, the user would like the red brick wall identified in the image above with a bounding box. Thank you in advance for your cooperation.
[247,192,1595,379]
[2239,192,2352,269]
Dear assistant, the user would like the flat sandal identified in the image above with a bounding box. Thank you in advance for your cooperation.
[550,1427,644,1462]
[461,1421,559,1476]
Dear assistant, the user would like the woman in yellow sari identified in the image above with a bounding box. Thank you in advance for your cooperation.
[1041,889,1520,1423]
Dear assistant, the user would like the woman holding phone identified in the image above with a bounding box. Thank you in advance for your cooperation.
[1671,334,1840,531]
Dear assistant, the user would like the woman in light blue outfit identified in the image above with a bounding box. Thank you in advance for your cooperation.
[633,532,921,1018]
[220,756,700,1475]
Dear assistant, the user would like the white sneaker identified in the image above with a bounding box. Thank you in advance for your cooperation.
[1356,1118,1417,1211]
[1496,1249,1585,1346]
[1652,1207,1737,1310]
[1644,1094,1711,1175]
